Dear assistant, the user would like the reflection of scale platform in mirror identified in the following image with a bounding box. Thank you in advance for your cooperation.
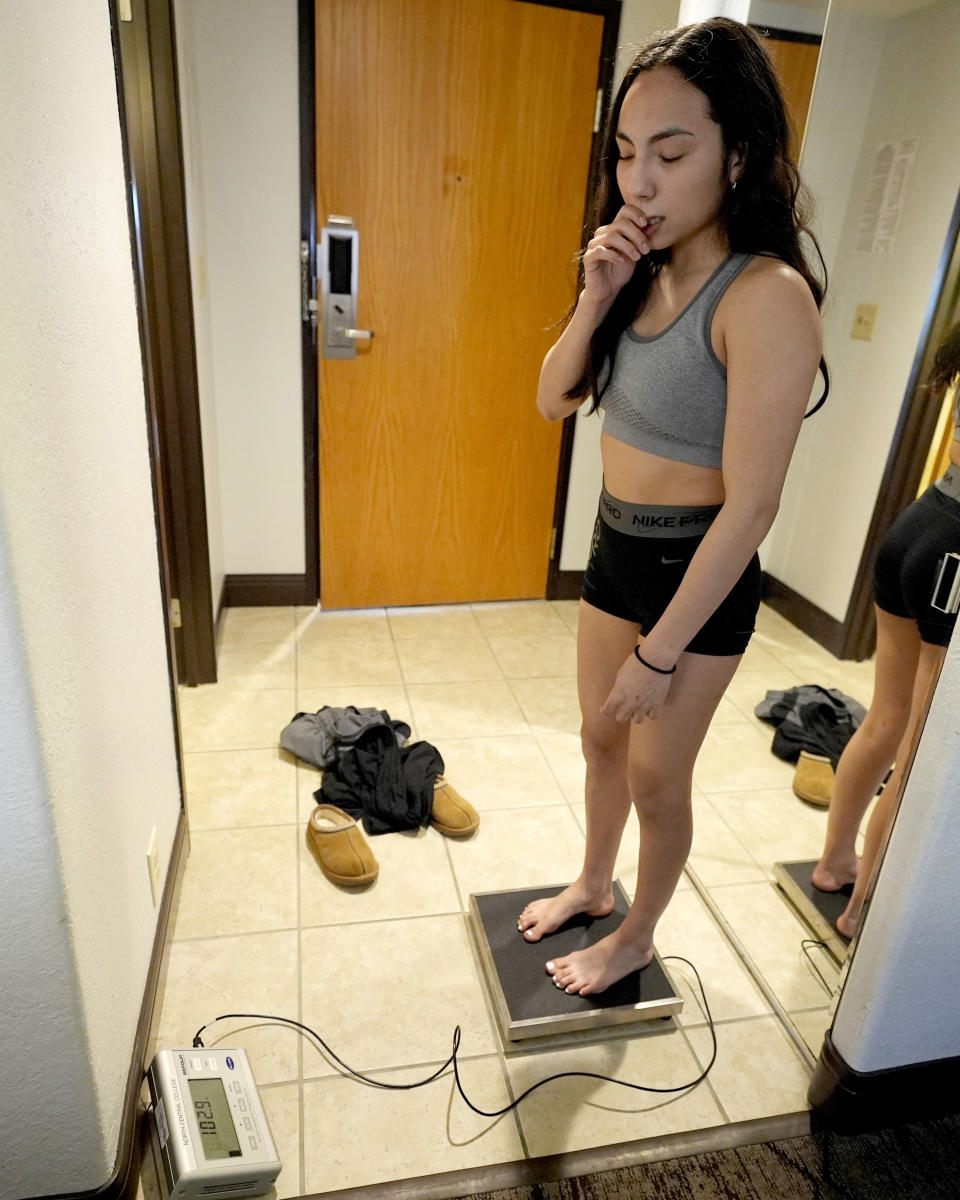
[773,860,851,962]
[469,882,683,1041]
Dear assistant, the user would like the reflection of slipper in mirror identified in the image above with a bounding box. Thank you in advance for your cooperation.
[792,750,833,807]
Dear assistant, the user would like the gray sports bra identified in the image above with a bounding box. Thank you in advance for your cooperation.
[598,251,754,469]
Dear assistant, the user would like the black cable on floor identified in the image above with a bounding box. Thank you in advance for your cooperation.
[190,955,716,1117]
[800,938,835,996]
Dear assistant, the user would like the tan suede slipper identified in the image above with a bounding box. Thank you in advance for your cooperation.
[430,776,479,837]
[306,804,379,885]
[793,751,834,807]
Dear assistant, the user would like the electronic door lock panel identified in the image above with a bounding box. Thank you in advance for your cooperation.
[319,215,374,358]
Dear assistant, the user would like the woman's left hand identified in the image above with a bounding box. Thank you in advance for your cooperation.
[600,652,674,724]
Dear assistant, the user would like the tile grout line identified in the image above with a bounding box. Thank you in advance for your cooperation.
[675,1019,732,1125]
[455,906,533,1160]
[435,640,547,1171]
[700,876,841,998]
[681,864,818,1073]
[690,791,775,884]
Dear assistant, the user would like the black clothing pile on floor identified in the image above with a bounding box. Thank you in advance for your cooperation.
[281,705,443,836]
[755,685,867,770]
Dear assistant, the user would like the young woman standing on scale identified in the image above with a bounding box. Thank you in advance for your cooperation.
[517,18,827,995]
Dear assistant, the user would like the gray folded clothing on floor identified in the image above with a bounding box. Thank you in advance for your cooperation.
[280,705,410,769]
[755,684,866,769]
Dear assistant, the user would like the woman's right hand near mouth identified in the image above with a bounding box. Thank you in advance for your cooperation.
[581,204,652,306]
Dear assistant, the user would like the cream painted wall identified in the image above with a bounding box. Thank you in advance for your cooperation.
[179,0,304,577]
[174,1,226,618]
[763,0,960,622]
[0,3,182,1193]
[616,0,682,78]
[749,0,826,34]
[758,3,885,574]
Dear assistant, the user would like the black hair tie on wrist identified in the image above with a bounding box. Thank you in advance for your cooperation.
[634,646,677,675]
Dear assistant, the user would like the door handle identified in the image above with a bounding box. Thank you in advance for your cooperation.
[319,216,374,358]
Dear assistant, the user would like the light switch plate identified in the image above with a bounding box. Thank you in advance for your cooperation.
[852,303,879,341]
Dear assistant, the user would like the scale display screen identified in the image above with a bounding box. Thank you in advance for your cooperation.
[187,1077,241,1160]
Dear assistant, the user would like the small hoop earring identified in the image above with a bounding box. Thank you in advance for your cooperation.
[731,179,738,192]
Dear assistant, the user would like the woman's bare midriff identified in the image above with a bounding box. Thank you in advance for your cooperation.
[601,431,726,506]
[950,438,960,470]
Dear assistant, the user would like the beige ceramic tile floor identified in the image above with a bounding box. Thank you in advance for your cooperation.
[151,600,873,1198]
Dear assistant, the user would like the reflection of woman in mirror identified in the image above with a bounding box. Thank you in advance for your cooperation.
[518,18,827,995]
[813,325,960,939]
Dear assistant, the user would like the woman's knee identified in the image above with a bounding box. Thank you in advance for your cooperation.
[628,767,692,821]
[859,702,911,757]
[580,720,628,764]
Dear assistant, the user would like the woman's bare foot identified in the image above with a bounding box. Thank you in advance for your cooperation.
[546,929,653,996]
[836,902,861,940]
[516,881,615,943]
[811,856,858,893]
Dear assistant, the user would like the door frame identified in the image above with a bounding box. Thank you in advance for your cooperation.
[297,0,622,607]
[112,0,217,685]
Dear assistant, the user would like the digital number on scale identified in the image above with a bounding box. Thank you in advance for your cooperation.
[187,1077,242,1160]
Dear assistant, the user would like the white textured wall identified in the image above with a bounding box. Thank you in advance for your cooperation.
[0,3,182,1193]
[833,624,960,1069]
[174,1,226,617]
[0,512,107,1195]
[763,0,960,621]
[678,0,751,22]
[181,0,304,576]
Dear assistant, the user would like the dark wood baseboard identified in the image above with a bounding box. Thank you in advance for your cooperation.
[222,573,314,607]
[30,811,190,1200]
[549,569,584,601]
[214,575,226,637]
[761,571,847,658]
[810,1030,960,1133]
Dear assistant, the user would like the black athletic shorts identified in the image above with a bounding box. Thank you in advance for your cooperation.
[874,483,960,646]
[580,491,761,656]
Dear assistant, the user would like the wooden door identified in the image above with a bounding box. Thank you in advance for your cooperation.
[315,0,603,608]
[760,34,821,162]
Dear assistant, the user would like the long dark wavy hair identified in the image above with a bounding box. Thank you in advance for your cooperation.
[568,17,830,417]
[930,322,960,392]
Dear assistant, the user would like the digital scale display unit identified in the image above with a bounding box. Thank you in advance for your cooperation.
[146,1047,280,1199]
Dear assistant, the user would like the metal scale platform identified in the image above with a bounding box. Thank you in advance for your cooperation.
[468,882,683,1041]
[773,860,851,961]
